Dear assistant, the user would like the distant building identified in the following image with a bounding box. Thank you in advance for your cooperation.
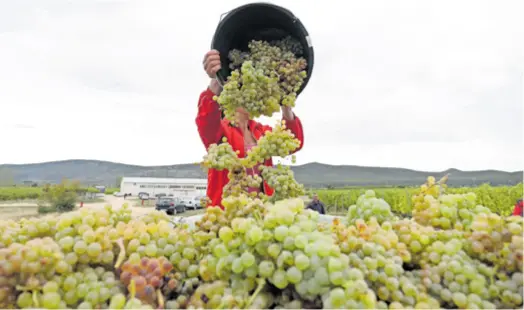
[120,177,207,198]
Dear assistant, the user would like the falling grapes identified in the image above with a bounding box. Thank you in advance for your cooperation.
[260,164,304,201]
[216,36,308,124]
[241,120,301,168]
[202,137,241,171]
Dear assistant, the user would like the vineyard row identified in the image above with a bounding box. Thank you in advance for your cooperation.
[315,183,523,216]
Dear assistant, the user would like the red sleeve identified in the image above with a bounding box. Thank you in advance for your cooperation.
[513,203,523,216]
[284,114,305,154]
[195,89,224,149]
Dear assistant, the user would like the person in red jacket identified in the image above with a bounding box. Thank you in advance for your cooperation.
[513,199,523,216]
[196,50,305,208]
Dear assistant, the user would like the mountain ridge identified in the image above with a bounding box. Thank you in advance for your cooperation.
[0,159,522,187]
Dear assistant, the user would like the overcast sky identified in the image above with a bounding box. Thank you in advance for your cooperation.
[0,0,522,172]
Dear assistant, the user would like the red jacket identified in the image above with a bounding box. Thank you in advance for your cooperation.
[513,199,523,216]
[196,88,305,208]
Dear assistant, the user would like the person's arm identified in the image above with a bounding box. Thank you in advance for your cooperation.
[305,201,312,209]
[281,106,304,154]
[195,80,224,149]
[320,202,326,215]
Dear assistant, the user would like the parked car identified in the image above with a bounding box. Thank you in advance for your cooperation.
[138,192,150,200]
[155,197,185,215]
[155,193,167,199]
[113,192,125,197]
[177,197,205,210]
[193,196,206,209]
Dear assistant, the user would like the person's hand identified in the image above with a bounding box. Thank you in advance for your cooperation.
[203,50,221,79]
[281,105,295,121]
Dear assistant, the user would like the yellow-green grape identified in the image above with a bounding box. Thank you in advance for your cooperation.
[202,138,241,171]
[260,164,304,201]
[241,121,301,168]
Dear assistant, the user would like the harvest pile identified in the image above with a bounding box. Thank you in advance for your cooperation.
[1,37,523,310]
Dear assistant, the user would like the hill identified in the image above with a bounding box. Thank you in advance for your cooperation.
[0,160,522,187]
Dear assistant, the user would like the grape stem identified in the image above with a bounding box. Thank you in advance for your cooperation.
[114,238,126,269]
[32,290,39,308]
[245,278,266,308]
[490,266,498,285]
[253,210,262,223]
[15,285,30,291]
[156,289,165,309]
[129,279,136,299]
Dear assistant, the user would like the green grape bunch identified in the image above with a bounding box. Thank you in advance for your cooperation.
[241,121,301,168]
[202,138,241,171]
[465,213,523,273]
[215,60,281,124]
[260,164,304,201]
[347,190,395,225]
[201,121,301,202]
[222,166,263,199]
[244,39,307,107]
[216,37,308,123]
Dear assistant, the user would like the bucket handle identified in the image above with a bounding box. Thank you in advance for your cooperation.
[215,77,224,88]
[219,10,231,23]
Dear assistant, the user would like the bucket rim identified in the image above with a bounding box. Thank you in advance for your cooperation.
[210,2,315,96]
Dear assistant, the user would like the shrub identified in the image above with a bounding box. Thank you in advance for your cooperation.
[40,180,80,212]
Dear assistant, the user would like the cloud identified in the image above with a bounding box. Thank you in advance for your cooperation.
[0,0,522,172]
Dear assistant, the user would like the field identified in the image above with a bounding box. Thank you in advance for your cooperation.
[316,183,523,216]
[0,197,115,220]
[0,186,119,202]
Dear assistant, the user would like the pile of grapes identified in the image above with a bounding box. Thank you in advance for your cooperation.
[215,36,308,123]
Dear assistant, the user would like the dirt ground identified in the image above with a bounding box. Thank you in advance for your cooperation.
[0,195,161,220]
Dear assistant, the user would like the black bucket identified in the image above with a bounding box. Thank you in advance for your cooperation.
[211,2,314,96]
